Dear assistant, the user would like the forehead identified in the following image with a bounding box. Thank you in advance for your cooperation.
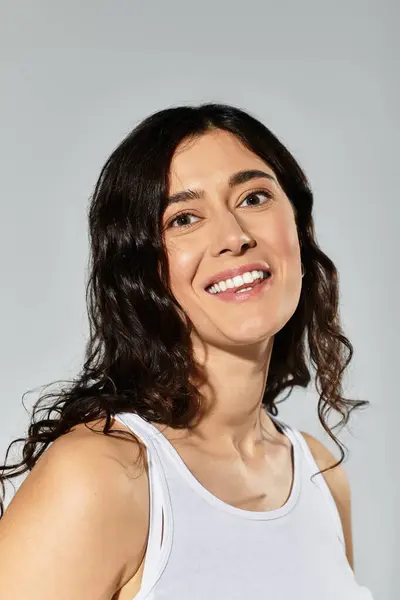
[168,129,276,192]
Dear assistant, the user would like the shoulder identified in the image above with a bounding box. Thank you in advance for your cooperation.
[299,431,351,503]
[300,431,354,570]
[0,419,149,598]
[300,430,345,473]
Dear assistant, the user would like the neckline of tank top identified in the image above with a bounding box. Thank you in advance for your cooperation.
[116,411,302,521]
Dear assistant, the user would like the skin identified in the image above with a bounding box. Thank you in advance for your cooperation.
[161,128,303,453]
[0,129,354,600]
[159,127,353,568]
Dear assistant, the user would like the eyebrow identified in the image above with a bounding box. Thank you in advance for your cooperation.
[166,169,277,207]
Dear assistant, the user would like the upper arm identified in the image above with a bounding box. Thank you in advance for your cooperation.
[0,432,149,600]
[300,431,354,571]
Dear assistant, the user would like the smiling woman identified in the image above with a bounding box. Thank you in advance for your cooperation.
[0,103,373,599]
[161,129,303,343]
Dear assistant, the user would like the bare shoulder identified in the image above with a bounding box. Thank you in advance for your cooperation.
[299,431,351,500]
[0,418,150,599]
[300,431,354,570]
[300,431,343,470]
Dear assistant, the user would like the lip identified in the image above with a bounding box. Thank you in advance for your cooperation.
[202,261,271,290]
[207,272,274,302]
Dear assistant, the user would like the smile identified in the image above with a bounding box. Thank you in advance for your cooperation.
[205,271,273,302]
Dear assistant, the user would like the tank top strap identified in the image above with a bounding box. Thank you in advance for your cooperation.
[113,413,173,598]
[271,413,346,549]
[266,410,301,456]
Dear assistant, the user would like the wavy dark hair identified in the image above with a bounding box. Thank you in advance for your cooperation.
[0,102,369,517]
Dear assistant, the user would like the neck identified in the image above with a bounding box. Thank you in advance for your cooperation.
[188,335,279,456]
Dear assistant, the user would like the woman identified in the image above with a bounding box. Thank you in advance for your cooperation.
[0,103,374,599]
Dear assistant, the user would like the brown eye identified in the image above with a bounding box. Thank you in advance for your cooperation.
[167,212,200,229]
[240,190,272,207]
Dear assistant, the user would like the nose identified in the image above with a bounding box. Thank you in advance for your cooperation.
[209,212,256,256]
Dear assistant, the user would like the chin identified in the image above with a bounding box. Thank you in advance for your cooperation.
[211,323,279,348]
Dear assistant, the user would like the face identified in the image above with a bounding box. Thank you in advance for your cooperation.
[161,129,302,351]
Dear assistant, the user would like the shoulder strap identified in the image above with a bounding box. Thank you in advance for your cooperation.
[268,411,345,549]
[113,413,173,595]
[292,427,346,549]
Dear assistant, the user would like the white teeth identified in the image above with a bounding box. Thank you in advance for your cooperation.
[243,272,253,284]
[219,280,227,292]
[207,269,269,294]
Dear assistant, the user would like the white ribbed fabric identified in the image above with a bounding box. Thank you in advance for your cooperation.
[113,411,374,600]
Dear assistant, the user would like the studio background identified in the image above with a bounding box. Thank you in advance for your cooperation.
[1,1,398,598]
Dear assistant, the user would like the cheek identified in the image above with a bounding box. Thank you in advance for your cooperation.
[269,207,300,262]
[165,239,198,301]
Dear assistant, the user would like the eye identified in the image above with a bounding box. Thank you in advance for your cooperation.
[165,189,272,231]
[166,212,200,230]
[239,189,272,208]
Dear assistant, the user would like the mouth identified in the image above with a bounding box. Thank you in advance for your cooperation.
[205,269,272,296]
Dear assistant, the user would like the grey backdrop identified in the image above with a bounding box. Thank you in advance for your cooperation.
[1,1,398,598]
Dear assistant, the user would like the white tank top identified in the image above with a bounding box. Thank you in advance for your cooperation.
[113,411,374,599]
